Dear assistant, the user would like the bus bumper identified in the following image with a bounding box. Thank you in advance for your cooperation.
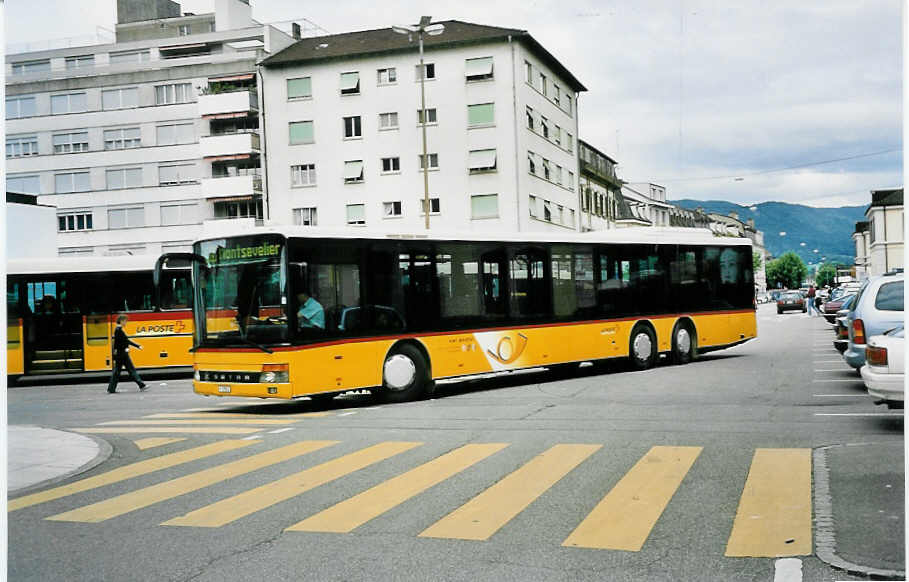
[193,380,293,399]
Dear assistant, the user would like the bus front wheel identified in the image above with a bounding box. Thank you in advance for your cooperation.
[380,344,431,403]
[629,325,657,370]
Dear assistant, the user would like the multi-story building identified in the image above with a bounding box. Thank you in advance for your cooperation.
[4,0,302,256]
[853,220,871,280]
[576,139,648,230]
[258,21,586,232]
[622,182,672,227]
[864,187,903,276]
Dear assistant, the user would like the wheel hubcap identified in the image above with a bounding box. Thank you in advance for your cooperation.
[384,354,416,391]
[676,328,691,354]
[633,333,652,361]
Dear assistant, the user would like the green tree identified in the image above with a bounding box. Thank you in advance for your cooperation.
[766,252,807,289]
[815,263,837,288]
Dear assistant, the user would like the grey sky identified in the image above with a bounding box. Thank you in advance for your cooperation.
[5,0,902,207]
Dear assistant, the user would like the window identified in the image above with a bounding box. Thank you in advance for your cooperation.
[418,153,439,170]
[58,212,93,232]
[421,197,441,215]
[158,163,196,185]
[289,121,314,144]
[539,73,547,96]
[51,132,89,154]
[104,127,141,150]
[108,206,145,229]
[553,84,560,105]
[11,60,50,75]
[381,157,400,173]
[6,135,38,158]
[102,87,139,110]
[510,248,550,318]
[377,67,396,84]
[568,171,574,191]
[544,200,552,222]
[529,195,537,217]
[468,149,497,173]
[343,115,362,138]
[526,107,534,130]
[6,96,36,119]
[55,171,91,193]
[65,55,95,70]
[471,194,498,219]
[340,72,360,95]
[541,117,549,139]
[465,57,493,81]
[343,160,364,183]
[51,93,87,114]
[293,207,317,226]
[566,132,573,152]
[106,167,142,189]
[565,95,572,116]
[418,108,437,125]
[213,198,262,219]
[179,24,191,36]
[468,103,494,127]
[383,201,403,217]
[416,63,436,80]
[109,50,150,64]
[554,125,561,146]
[346,203,366,225]
[156,123,194,145]
[525,61,533,84]
[160,203,198,226]
[542,159,551,180]
[875,281,904,311]
[555,165,563,185]
[6,175,40,194]
[291,164,317,187]
[528,153,536,175]
[155,83,193,105]
[287,77,312,99]
[379,112,399,130]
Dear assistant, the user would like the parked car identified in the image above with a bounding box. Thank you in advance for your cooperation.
[862,325,904,409]
[822,293,855,324]
[756,291,770,304]
[843,273,904,369]
[777,291,806,314]
[770,290,784,302]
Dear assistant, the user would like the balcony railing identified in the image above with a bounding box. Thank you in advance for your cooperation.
[198,89,258,117]
[201,174,262,198]
[200,131,260,158]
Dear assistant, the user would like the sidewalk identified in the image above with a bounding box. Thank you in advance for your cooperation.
[7,425,110,493]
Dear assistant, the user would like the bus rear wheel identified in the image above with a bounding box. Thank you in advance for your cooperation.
[671,322,696,365]
[629,325,657,370]
[380,344,431,403]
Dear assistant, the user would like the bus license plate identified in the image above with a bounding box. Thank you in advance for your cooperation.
[218,385,231,393]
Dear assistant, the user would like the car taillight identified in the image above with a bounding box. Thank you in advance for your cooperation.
[837,326,849,340]
[866,345,888,366]
[853,319,866,344]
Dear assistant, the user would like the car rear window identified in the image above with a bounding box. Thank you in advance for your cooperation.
[875,281,904,311]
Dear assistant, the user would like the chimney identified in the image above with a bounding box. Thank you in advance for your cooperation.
[728,211,738,220]
[292,22,301,39]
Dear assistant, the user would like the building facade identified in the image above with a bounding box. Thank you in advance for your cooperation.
[5,0,298,256]
[852,220,871,280]
[622,183,672,227]
[258,21,586,233]
[864,188,903,276]
[6,193,57,259]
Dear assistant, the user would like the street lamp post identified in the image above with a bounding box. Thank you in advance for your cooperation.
[394,17,444,230]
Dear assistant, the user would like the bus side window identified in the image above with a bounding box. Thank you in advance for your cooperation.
[510,247,551,319]
[480,250,507,318]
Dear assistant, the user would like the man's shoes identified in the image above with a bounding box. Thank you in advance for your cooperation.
[107,389,116,394]
[139,384,149,391]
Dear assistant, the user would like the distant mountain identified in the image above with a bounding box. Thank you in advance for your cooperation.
[671,199,866,265]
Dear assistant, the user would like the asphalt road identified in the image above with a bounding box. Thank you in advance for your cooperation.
[7,303,904,581]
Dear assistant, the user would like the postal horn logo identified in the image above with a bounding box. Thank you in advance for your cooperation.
[487,333,528,365]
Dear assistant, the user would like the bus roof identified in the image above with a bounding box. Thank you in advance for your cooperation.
[197,223,753,248]
[7,254,161,276]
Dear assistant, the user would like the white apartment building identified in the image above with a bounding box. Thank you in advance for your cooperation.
[864,188,903,276]
[5,0,300,256]
[622,183,672,227]
[258,21,585,233]
[853,220,871,280]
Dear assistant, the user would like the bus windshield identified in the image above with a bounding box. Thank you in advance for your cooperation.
[195,235,288,347]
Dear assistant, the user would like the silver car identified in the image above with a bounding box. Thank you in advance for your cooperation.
[843,272,904,369]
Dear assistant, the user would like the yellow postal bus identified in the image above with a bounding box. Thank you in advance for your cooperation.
[157,226,756,403]
[7,256,193,380]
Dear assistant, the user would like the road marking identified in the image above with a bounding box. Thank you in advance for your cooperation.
[73,427,261,435]
[814,412,903,417]
[267,428,294,434]
[241,435,263,440]
[134,437,186,450]
[562,446,702,551]
[774,558,803,582]
[9,440,255,512]
[286,443,508,533]
[420,444,601,541]
[98,419,298,426]
[46,441,338,523]
[162,441,421,528]
[338,412,358,417]
[725,448,812,557]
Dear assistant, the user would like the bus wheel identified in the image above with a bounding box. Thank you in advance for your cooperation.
[671,322,696,365]
[380,344,430,403]
[629,325,657,370]
[309,393,335,406]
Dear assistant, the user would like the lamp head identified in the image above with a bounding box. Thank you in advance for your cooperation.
[425,23,445,35]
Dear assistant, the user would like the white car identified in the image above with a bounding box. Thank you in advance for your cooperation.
[861,325,905,409]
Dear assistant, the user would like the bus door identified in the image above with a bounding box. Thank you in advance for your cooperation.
[25,279,84,373]
[7,279,25,376]
[84,314,113,371]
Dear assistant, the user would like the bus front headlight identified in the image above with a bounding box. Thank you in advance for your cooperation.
[260,363,289,383]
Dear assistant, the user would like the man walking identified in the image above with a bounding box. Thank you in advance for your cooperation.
[806,285,817,316]
[107,314,147,393]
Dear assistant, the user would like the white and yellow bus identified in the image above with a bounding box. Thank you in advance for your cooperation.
[7,256,193,380]
[156,226,756,403]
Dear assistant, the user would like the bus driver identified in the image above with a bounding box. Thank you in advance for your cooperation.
[296,288,325,330]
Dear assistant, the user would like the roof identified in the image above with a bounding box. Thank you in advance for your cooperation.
[869,188,903,207]
[260,20,586,92]
[8,255,161,276]
[854,220,870,234]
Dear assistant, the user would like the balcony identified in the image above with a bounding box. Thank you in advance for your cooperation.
[200,131,260,159]
[201,173,262,199]
[198,89,258,118]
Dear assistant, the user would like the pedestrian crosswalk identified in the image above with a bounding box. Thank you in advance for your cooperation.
[69,408,337,436]
[9,436,813,558]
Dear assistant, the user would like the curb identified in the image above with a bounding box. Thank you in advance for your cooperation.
[8,428,113,495]
[813,444,906,581]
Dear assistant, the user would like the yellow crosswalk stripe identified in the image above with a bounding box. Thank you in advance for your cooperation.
[162,442,422,528]
[73,427,261,435]
[286,443,508,534]
[420,444,601,541]
[46,441,338,523]
[562,446,702,551]
[9,440,254,512]
[725,448,812,557]
[98,419,298,426]
[134,438,186,450]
